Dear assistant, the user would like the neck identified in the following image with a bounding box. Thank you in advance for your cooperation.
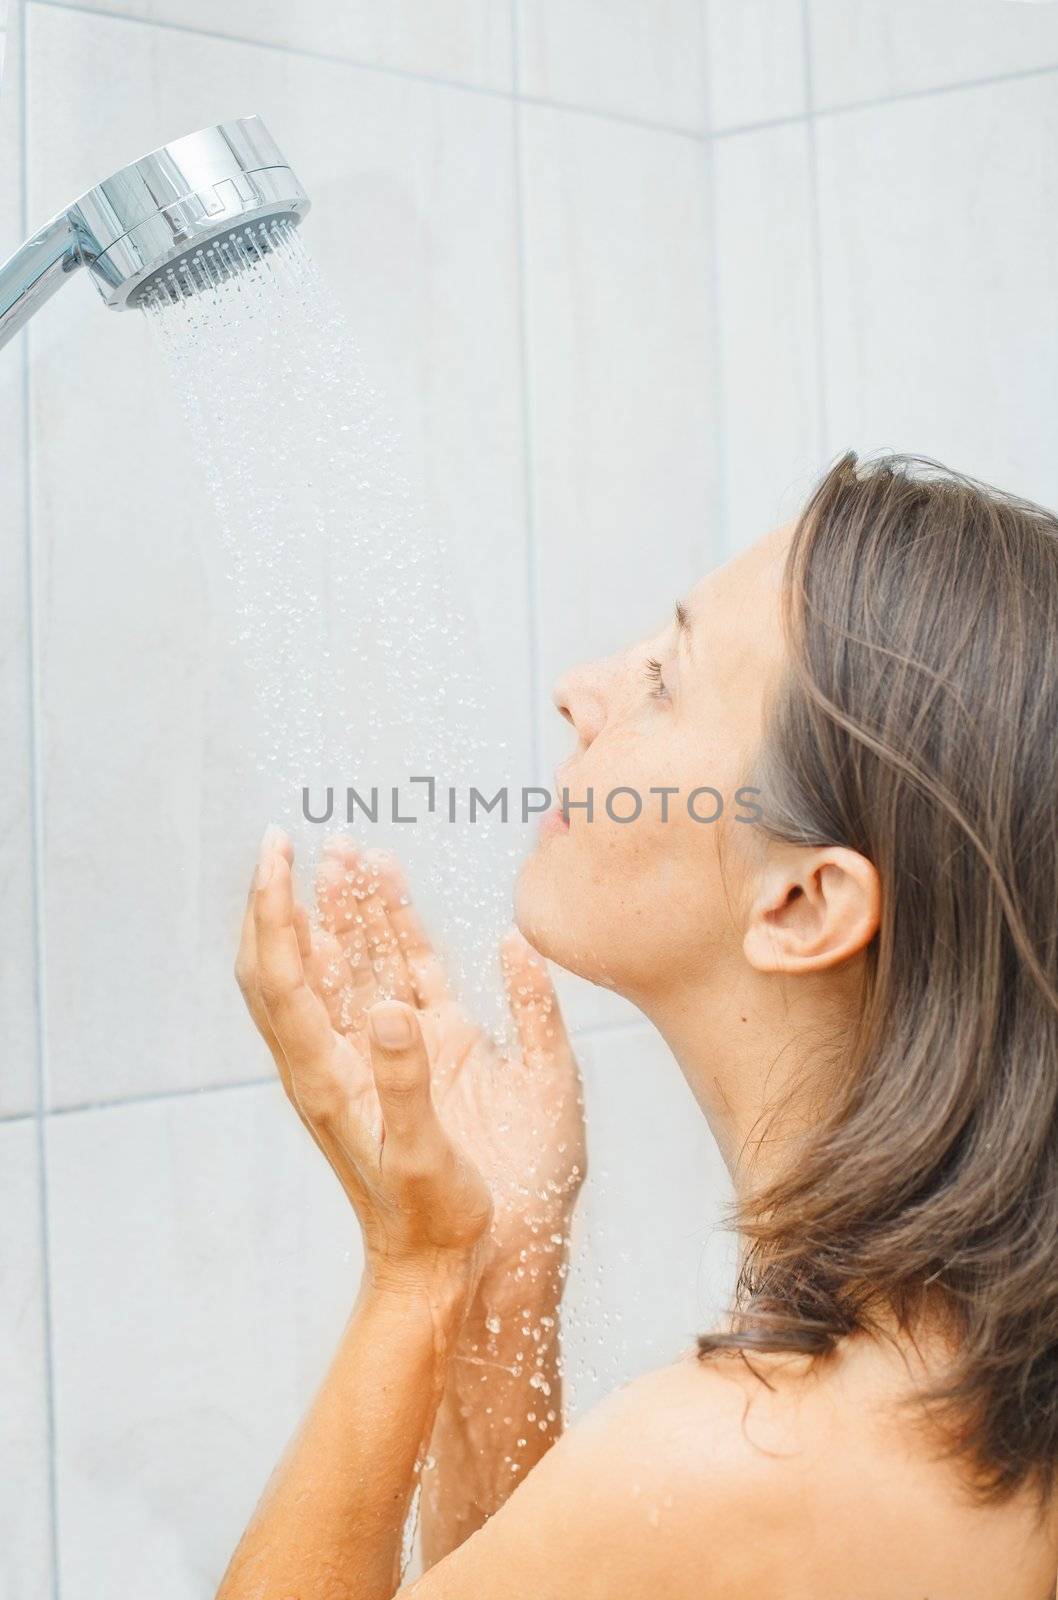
[632,957,853,1202]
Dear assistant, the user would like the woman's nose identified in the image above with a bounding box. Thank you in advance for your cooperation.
[552,663,606,745]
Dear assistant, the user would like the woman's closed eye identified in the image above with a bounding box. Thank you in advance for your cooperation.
[644,657,671,702]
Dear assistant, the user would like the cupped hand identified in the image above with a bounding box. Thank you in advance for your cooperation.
[309,835,587,1320]
[237,829,587,1321]
[235,828,493,1300]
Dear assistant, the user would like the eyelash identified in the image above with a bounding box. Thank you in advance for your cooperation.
[644,657,669,699]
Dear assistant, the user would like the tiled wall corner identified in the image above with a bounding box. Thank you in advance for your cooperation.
[0,0,39,1117]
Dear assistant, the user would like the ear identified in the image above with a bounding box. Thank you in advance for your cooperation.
[742,845,880,975]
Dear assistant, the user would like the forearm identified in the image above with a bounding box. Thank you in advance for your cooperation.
[420,1265,566,1565]
[216,1261,472,1600]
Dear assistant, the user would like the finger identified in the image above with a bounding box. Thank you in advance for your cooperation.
[292,900,313,962]
[238,844,297,1096]
[374,856,451,1009]
[271,828,294,866]
[235,862,281,1051]
[237,826,297,1001]
[315,854,386,1029]
[317,839,414,1006]
[236,867,261,1001]
[501,928,573,1068]
[254,842,335,1075]
[315,838,369,960]
[359,849,417,1002]
[367,1001,444,1154]
[303,922,370,1053]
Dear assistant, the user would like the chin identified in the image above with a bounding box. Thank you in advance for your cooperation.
[513,847,589,976]
[514,849,625,991]
[513,851,559,960]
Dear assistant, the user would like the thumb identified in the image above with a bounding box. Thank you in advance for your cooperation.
[501,927,572,1069]
[367,1001,442,1150]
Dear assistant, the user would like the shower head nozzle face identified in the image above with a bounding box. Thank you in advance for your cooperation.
[69,115,311,310]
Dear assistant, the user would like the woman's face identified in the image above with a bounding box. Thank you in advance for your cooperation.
[515,526,791,1000]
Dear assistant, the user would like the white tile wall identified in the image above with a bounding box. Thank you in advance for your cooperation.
[705,0,806,130]
[62,0,513,89]
[519,102,716,1030]
[46,1084,357,1599]
[517,0,709,131]
[810,0,1058,110]
[816,74,1058,512]
[25,4,531,1107]
[713,119,823,552]
[0,1120,52,1600]
[518,106,715,733]
[0,0,38,1118]
[564,1025,737,1418]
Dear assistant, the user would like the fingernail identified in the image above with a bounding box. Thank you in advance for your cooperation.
[369,1002,414,1049]
[262,823,285,851]
[256,853,275,888]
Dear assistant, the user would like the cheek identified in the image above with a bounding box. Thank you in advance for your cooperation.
[515,767,731,990]
[514,712,752,986]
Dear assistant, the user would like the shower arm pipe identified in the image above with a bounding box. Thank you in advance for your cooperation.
[0,210,81,344]
[0,116,310,353]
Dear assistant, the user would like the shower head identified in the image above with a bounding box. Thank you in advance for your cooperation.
[0,115,310,348]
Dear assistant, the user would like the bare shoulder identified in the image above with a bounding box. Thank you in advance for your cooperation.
[408,1346,823,1600]
[409,1335,1058,1600]
[551,1342,814,1506]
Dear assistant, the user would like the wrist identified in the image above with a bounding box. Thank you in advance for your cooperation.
[465,1241,569,1327]
[445,1287,562,1398]
[460,1283,562,1340]
[362,1246,483,1329]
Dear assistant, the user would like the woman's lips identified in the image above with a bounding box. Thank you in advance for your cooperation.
[539,803,570,837]
[542,766,575,836]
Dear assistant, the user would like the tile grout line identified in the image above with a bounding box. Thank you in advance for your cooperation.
[26,0,1058,149]
[0,1108,37,1125]
[46,1075,277,1119]
[712,107,814,141]
[12,1015,649,1124]
[699,1,729,563]
[27,0,514,105]
[711,55,1058,140]
[811,53,1058,121]
[509,0,542,784]
[572,1016,651,1042]
[801,0,830,466]
[519,90,704,142]
[17,2,61,1591]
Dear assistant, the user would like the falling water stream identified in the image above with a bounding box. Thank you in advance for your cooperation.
[140,220,578,1573]
[140,218,519,1038]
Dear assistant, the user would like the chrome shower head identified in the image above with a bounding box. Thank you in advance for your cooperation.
[0,115,310,347]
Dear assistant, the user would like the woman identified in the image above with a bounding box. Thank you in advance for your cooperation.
[218,452,1058,1597]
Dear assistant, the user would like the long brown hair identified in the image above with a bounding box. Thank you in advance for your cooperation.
[699,450,1058,1506]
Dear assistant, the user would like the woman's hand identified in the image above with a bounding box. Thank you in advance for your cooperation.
[234,827,587,1567]
[235,828,493,1303]
[307,834,587,1322]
